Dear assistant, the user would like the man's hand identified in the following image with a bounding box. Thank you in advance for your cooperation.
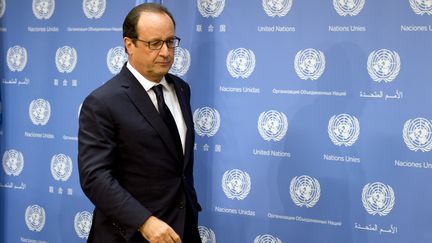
[139,216,182,243]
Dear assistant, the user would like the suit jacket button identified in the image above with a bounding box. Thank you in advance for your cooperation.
[179,201,185,209]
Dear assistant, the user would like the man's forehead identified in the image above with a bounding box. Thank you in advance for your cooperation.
[137,11,173,25]
[136,12,174,37]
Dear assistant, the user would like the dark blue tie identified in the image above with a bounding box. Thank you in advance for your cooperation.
[152,85,183,159]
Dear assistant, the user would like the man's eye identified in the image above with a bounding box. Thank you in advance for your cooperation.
[150,41,162,47]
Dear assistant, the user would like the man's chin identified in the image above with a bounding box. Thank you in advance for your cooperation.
[156,67,171,75]
[149,70,170,80]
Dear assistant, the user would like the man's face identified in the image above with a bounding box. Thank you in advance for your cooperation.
[124,11,175,83]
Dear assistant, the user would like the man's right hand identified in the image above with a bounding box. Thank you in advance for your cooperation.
[139,216,182,243]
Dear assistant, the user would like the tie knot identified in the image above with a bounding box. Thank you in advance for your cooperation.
[153,85,164,97]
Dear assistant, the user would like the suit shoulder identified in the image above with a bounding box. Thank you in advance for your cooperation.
[88,73,125,98]
[82,75,127,110]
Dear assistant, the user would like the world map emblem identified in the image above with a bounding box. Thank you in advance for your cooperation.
[262,0,293,17]
[328,113,360,146]
[32,0,55,20]
[25,204,46,232]
[7,45,28,72]
[74,211,93,239]
[29,98,51,126]
[409,0,432,15]
[2,149,24,176]
[193,107,220,137]
[197,0,225,18]
[222,169,251,200]
[51,153,73,181]
[254,234,282,243]
[226,48,256,78]
[169,47,191,77]
[367,49,400,83]
[294,48,325,80]
[107,46,127,75]
[83,0,106,19]
[403,117,432,152]
[333,0,365,16]
[258,110,288,142]
[0,0,5,18]
[362,182,395,216]
[198,226,216,243]
[56,46,78,73]
[290,175,321,208]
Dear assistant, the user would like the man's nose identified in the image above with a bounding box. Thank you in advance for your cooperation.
[159,42,170,55]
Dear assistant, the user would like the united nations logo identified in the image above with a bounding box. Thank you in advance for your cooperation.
[254,234,282,243]
[0,0,6,18]
[367,49,400,83]
[262,0,292,17]
[29,98,51,126]
[2,149,24,176]
[198,226,216,243]
[169,47,191,77]
[55,46,78,73]
[222,169,251,200]
[25,204,46,232]
[362,182,395,216]
[32,0,55,20]
[106,46,127,75]
[74,211,93,239]
[197,0,225,18]
[193,107,220,137]
[328,114,360,146]
[403,117,432,152]
[7,45,28,72]
[226,48,256,79]
[258,110,288,142]
[83,0,106,19]
[294,48,325,80]
[333,0,365,16]
[290,175,321,208]
[51,153,73,181]
[409,0,432,15]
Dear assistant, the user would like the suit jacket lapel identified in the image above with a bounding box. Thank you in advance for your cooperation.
[119,67,181,162]
[166,74,194,170]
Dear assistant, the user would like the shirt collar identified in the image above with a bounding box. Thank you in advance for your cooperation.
[126,62,168,91]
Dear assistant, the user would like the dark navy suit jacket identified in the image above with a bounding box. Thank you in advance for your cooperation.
[78,65,200,242]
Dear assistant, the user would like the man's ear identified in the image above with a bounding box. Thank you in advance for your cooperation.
[124,37,134,55]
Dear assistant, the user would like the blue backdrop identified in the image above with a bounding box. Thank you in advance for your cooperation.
[1,0,432,242]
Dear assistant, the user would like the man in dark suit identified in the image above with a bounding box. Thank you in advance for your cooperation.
[78,3,201,243]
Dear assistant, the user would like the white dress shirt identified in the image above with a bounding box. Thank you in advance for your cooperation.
[126,62,186,154]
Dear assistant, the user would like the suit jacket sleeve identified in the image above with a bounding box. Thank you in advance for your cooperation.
[78,93,152,241]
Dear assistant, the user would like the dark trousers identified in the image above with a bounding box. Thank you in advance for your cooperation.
[182,202,202,243]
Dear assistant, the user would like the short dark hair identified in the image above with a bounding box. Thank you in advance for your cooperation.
[123,3,176,41]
